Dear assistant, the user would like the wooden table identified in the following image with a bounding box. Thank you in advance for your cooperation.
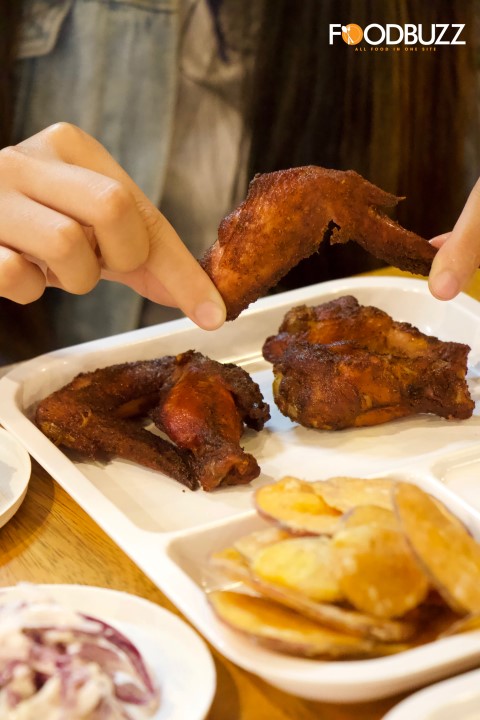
[2,269,479,720]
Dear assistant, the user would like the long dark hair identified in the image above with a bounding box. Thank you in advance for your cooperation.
[0,0,55,362]
[0,0,22,148]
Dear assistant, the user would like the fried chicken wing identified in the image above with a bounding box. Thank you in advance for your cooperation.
[200,166,435,320]
[36,351,270,491]
[262,297,474,430]
[263,296,469,365]
[150,351,270,491]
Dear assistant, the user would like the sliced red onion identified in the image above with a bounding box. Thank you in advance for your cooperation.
[0,591,160,719]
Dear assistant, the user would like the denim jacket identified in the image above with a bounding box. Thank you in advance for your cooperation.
[15,0,179,202]
[11,0,181,348]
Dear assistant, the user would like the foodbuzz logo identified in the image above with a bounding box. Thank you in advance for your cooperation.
[329,23,466,50]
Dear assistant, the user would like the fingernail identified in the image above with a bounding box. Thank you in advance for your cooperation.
[193,300,226,330]
[430,270,460,300]
[429,233,451,249]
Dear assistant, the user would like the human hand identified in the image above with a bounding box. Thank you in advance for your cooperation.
[428,177,480,301]
[0,123,226,329]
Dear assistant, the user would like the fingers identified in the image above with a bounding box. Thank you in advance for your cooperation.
[0,192,101,294]
[2,124,226,328]
[0,246,46,303]
[34,123,226,328]
[102,212,227,330]
[2,146,149,273]
[428,232,451,250]
[145,214,226,329]
[429,178,480,300]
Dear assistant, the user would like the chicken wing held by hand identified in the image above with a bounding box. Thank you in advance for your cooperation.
[201,166,436,320]
[36,351,270,491]
[263,296,474,430]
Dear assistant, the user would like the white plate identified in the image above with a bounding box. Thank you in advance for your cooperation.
[2,276,480,702]
[383,668,480,719]
[0,584,216,720]
[0,427,30,528]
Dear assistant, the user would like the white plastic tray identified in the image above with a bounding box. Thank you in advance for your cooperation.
[2,276,480,702]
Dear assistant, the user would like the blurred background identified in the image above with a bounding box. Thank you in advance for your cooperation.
[0,0,477,361]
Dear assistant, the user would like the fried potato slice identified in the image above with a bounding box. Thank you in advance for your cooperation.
[211,546,251,577]
[431,496,470,534]
[333,525,429,619]
[254,477,341,535]
[251,536,343,603]
[234,527,291,562]
[394,482,480,614]
[337,504,398,532]
[208,478,480,660]
[208,590,385,658]
[313,476,393,512]
[210,545,416,642]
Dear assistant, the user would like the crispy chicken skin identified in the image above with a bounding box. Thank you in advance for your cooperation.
[263,296,470,366]
[262,297,474,430]
[150,352,270,491]
[201,167,436,320]
[36,351,270,491]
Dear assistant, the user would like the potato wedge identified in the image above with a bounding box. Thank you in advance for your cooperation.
[431,496,470,534]
[337,504,398,532]
[313,476,393,512]
[254,477,341,535]
[333,525,429,618]
[207,477,479,657]
[234,527,291,562]
[210,543,416,642]
[211,546,251,577]
[251,536,343,603]
[394,482,480,614]
[208,590,383,658]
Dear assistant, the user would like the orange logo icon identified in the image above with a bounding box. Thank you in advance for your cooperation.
[341,24,363,45]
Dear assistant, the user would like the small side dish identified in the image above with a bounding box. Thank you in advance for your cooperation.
[0,585,160,719]
[207,477,480,659]
[0,428,31,529]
